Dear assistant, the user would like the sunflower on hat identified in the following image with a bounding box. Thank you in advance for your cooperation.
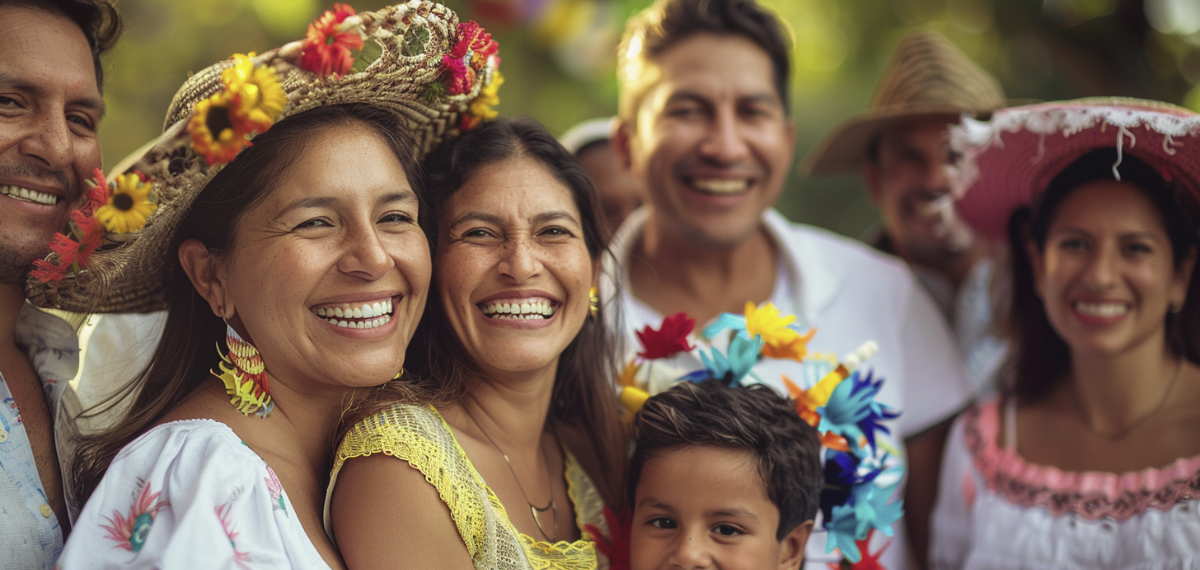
[189,53,286,166]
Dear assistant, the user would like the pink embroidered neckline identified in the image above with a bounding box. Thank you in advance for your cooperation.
[965,399,1200,521]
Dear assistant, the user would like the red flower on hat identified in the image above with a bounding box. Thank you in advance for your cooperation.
[31,169,111,283]
[442,21,498,95]
[636,313,696,360]
[300,3,365,77]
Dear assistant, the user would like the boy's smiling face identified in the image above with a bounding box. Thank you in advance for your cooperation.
[631,445,811,570]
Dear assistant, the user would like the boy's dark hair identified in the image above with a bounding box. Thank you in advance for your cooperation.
[2,0,122,92]
[629,380,821,540]
[616,0,792,121]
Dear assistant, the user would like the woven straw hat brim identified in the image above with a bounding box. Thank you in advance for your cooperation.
[26,2,493,314]
[804,30,1005,175]
[801,104,966,175]
[951,97,1200,242]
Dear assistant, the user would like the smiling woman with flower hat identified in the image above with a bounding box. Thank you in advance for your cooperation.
[931,98,1200,569]
[36,3,501,568]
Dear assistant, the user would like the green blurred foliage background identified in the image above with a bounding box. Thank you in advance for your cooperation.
[100,0,1200,239]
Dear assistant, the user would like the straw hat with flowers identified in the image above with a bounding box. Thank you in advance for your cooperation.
[26,1,503,314]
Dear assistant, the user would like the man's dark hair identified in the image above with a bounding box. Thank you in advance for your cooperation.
[2,0,122,91]
[629,380,821,540]
[617,0,792,120]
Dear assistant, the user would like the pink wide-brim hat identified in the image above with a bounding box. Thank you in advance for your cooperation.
[950,97,1200,242]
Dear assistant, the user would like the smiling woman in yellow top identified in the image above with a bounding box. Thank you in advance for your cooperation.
[329,118,628,570]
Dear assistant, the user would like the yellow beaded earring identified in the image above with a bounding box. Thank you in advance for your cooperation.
[589,286,600,319]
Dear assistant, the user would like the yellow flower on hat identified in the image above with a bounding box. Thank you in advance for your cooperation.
[223,53,286,133]
[462,70,503,130]
[189,91,248,165]
[95,172,156,234]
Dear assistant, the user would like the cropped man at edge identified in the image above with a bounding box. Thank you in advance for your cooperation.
[605,0,972,567]
[0,0,122,568]
[804,31,1008,398]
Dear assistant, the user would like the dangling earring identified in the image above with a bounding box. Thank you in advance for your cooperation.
[212,321,274,418]
[589,286,600,318]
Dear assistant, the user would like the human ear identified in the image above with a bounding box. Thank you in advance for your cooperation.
[178,238,232,319]
[776,520,814,570]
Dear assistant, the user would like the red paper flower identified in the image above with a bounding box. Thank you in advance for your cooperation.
[636,312,695,359]
[30,234,79,282]
[441,54,474,95]
[584,507,631,570]
[299,3,364,77]
[442,20,498,95]
[31,169,111,283]
[825,530,889,570]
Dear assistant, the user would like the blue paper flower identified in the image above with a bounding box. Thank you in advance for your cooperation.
[849,482,903,538]
[702,312,747,340]
[689,335,763,387]
[849,370,900,452]
[825,502,865,562]
[815,371,873,444]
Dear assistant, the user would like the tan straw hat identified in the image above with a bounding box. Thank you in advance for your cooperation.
[27,1,502,313]
[802,30,1005,175]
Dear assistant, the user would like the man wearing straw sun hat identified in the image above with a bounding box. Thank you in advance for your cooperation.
[805,31,1009,401]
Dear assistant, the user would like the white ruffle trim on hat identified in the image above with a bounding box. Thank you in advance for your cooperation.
[950,104,1200,196]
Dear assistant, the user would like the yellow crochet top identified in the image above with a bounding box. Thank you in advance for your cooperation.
[331,403,610,570]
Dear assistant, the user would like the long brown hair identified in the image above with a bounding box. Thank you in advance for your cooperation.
[338,117,629,508]
[1003,148,1200,404]
[71,104,421,508]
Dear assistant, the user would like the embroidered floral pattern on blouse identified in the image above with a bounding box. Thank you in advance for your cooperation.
[100,480,169,552]
[964,402,1200,522]
[265,465,287,515]
[216,502,252,568]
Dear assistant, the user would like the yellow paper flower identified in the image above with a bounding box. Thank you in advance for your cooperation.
[189,91,248,165]
[95,173,156,233]
[743,301,800,348]
[463,70,503,130]
[222,53,286,133]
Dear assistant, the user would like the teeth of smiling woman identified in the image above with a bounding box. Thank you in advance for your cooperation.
[315,299,394,320]
[326,314,393,329]
[479,299,556,319]
[1075,302,1129,318]
[0,185,58,205]
[691,178,748,195]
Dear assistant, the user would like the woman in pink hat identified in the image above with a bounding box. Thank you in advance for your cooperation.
[931,98,1200,569]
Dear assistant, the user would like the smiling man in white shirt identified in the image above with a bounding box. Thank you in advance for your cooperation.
[606,0,972,566]
[0,1,121,567]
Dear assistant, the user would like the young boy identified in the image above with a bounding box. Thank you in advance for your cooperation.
[627,380,822,570]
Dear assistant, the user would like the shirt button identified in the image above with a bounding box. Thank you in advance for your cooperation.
[39,504,53,518]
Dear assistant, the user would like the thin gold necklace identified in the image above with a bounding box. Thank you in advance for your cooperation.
[463,404,559,541]
[1070,357,1183,442]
